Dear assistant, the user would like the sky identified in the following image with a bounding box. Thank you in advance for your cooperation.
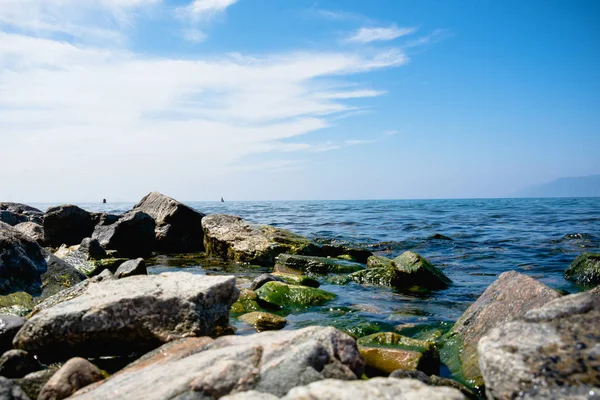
[1,0,599,202]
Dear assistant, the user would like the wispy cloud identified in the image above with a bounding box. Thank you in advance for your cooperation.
[402,29,452,49]
[178,0,239,21]
[383,130,398,136]
[183,28,207,43]
[347,25,416,43]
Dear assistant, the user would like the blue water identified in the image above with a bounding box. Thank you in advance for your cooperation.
[32,198,600,337]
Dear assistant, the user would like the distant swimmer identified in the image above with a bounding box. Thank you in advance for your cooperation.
[103,199,107,204]
[221,197,224,202]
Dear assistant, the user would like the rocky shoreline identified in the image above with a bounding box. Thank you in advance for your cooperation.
[0,193,598,399]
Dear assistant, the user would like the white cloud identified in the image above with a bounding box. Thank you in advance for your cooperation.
[383,130,398,136]
[178,0,238,21]
[183,28,208,43]
[348,25,416,43]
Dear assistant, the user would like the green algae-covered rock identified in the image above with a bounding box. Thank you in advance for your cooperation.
[238,311,287,332]
[230,289,262,314]
[0,292,35,316]
[366,255,395,269]
[323,275,353,285]
[271,272,320,288]
[565,252,600,286]
[255,281,335,309]
[357,332,439,376]
[350,266,397,287]
[275,254,364,275]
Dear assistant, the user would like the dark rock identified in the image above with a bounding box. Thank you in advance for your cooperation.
[565,252,600,287]
[0,203,43,223]
[78,238,107,260]
[366,255,395,269]
[271,272,320,288]
[0,315,26,354]
[238,312,287,332]
[390,370,477,400]
[0,376,30,400]
[92,211,156,258]
[274,254,364,275]
[0,350,42,378]
[43,205,95,247]
[40,250,86,300]
[250,274,283,291]
[114,258,147,279]
[38,358,103,400]
[14,273,238,362]
[479,288,600,400]
[71,326,364,399]
[316,244,373,264]
[429,233,454,241]
[91,213,119,227]
[0,211,28,227]
[13,223,44,244]
[55,238,109,277]
[440,271,561,388]
[15,368,58,400]
[133,192,206,253]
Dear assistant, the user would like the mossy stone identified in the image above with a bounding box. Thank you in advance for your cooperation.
[0,292,34,316]
[230,289,262,314]
[565,252,600,286]
[255,281,335,309]
[271,272,320,288]
[274,254,364,275]
[238,311,287,332]
[350,266,397,286]
[393,251,452,289]
[366,255,395,269]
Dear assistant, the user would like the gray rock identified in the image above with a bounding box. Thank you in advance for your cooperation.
[0,350,41,378]
[71,326,364,399]
[114,258,147,279]
[565,252,600,287]
[0,376,30,400]
[221,391,278,400]
[281,378,466,400]
[92,211,156,258]
[133,192,206,253]
[14,273,238,362]
[0,204,43,224]
[478,288,600,400]
[0,211,29,227]
[15,368,58,400]
[40,250,86,300]
[0,315,26,354]
[55,238,108,277]
[38,358,103,400]
[43,205,95,247]
[77,238,107,260]
[390,370,477,400]
[13,223,44,244]
[250,274,283,291]
[440,271,561,388]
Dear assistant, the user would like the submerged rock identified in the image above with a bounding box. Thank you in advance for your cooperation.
[357,332,439,376]
[71,326,364,399]
[13,223,44,244]
[271,272,320,288]
[38,358,103,400]
[255,281,335,309]
[114,258,147,279]
[0,315,26,354]
[13,273,238,362]
[231,289,262,314]
[565,252,600,286]
[92,211,156,258]
[133,192,206,253]
[274,254,364,275]
[440,271,561,388]
[478,287,600,400]
[43,205,95,247]
[238,312,287,332]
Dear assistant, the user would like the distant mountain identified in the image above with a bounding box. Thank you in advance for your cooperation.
[516,175,600,198]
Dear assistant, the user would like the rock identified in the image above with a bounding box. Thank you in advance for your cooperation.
[255,281,335,309]
[429,233,453,241]
[40,250,86,299]
[350,265,398,287]
[92,211,156,258]
[231,289,262,314]
[565,252,600,286]
[478,288,600,400]
[271,272,320,288]
[0,292,34,317]
[133,192,206,253]
[366,255,395,269]
[71,326,364,399]
[281,377,466,400]
[114,258,147,279]
[0,315,26,354]
[274,254,364,275]
[202,214,316,265]
[0,350,42,378]
[250,274,284,291]
[389,370,477,400]
[357,332,439,376]
[55,238,109,276]
[13,223,44,244]
[15,368,58,400]
[13,273,238,362]
[0,203,43,224]
[77,238,107,260]
[221,391,278,400]
[440,271,561,388]
[0,211,29,227]
[0,376,30,400]
[238,312,287,332]
[316,244,373,264]
[38,358,103,400]
[43,205,95,247]
[0,222,46,295]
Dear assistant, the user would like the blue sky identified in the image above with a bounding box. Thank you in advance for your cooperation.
[1,0,599,202]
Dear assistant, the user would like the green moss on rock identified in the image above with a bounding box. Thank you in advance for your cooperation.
[255,281,335,309]
[271,272,320,288]
[275,254,365,275]
[0,292,34,316]
[230,289,262,314]
[565,252,600,286]
[367,255,395,269]
[238,311,287,332]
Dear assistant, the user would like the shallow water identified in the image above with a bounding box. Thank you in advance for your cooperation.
[33,198,600,345]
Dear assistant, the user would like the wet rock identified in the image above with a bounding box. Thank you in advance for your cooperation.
[0,376,30,400]
[15,368,58,400]
[0,315,26,354]
[256,281,335,309]
[38,358,103,400]
[14,273,238,362]
[202,214,316,265]
[271,272,320,288]
[390,370,477,400]
[0,292,34,317]
[274,254,364,275]
[440,271,561,388]
[71,326,364,399]
[133,192,206,253]
[231,289,262,314]
[114,258,147,279]
[429,233,454,241]
[366,255,395,269]
[92,211,156,258]
[357,332,439,376]
[565,252,600,287]
[478,288,600,400]
[0,350,42,378]
[316,244,373,264]
[281,377,466,400]
[43,205,95,247]
[239,312,287,332]
[40,250,86,299]
[250,274,284,291]
[13,223,44,244]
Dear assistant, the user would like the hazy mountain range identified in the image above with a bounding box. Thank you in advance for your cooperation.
[516,175,600,198]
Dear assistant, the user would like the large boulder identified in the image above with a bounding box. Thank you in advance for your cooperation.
[71,326,364,399]
[92,211,156,258]
[38,358,103,400]
[565,252,600,287]
[440,271,561,388]
[43,205,95,247]
[0,211,29,226]
[13,272,238,362]
[479,287,600,400]
[0,203,43,224]
[13,223,44,244]
[133,192,206,253]
[274,254,364,275]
